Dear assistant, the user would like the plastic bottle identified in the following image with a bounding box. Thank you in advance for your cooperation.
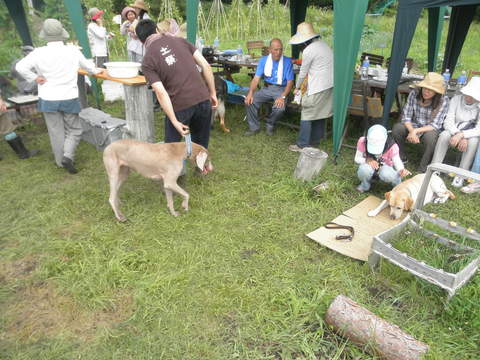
[443,69,451,84]
[457,70,467,88]
[213,37,219,50]
[361,56,369,80]
[237,44,243,55]
[402,62,409,76]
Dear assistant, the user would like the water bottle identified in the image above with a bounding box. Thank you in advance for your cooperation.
[402,62,409,76]
[457,70,467,89]
[237,44,243,55]
[361,56,369,80]
[213,37,219,50]
[443,69,451,86]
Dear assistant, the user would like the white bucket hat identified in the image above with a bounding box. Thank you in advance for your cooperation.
[289,22,320,45]
[461,76,480,102]
[366,125,388,155]
[39,19,69,42]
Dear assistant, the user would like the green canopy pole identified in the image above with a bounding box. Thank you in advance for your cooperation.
[332,0,369,158]
[427,7,446,72]
[442,4,477,75]
[63,0,100,109]
[290,0,308,59]
[186,0,199,45]
[4,0,33,46]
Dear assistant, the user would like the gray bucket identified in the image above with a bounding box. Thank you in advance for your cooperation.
[294,147,328,182]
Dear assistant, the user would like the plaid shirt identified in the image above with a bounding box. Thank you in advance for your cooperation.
[401,89,449,131]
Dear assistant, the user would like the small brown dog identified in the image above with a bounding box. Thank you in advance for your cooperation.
[211,74,229,133]
[103,139,213,220]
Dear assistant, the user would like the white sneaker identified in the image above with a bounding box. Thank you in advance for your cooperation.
[452,176,464,188]
[461,182,480,194]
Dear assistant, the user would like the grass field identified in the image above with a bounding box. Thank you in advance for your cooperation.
[1,5,480,360]
[1,95,479,358]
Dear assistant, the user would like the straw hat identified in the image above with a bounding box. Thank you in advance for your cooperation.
[121,7,136,20]
[416,72,446,95]
[461,76,480,102]
[177,23,187,38]
[130,0,149,11]
[88,8,104,20]
[289,22,319,45]
[39,19,69,42]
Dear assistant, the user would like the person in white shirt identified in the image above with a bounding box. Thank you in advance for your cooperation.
[16,19,102,174]
[288,22,333,152]
[120,7,144,62]
[432,76,480,187]
[87,8,113,68]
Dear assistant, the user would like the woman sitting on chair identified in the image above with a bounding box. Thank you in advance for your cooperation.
[392,72,449,172]
[432,77,480,188]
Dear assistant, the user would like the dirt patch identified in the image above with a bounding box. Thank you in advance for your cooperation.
[240,249,258,259]
[0,255,39,283]
[2,281,134,343]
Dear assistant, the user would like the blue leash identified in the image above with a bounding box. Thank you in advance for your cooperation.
[185,132,192,157]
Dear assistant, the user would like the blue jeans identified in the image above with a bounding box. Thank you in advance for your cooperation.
[357,163,401,192]
[471,145,480,173]
[296,119,326,148]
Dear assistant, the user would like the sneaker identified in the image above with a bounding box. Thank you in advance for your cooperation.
[266,127,274,136]
[61,156,78,174]
[461,182,480,194]
[356,185,368,193]
[288,144,303,152]
[452,176,464,188]
[244,129,260,137]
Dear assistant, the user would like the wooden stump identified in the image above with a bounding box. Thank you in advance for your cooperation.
[123,84,154,142]
[325,295,428,360]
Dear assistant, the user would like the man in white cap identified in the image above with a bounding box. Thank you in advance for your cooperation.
[16,18,102,174]
[288,22,333,152]
[244,38,294,137]
[355,124,410,192]
[432,76,480,187]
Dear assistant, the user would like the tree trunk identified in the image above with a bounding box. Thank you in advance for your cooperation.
[325,295,429,360]
[123,84,154,143]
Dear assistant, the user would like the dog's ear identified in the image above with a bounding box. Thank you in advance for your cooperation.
[405,196,415,211]
[385,191,391,201]
[196,151,208,170]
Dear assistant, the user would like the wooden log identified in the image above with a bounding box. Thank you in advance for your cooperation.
[325,295,428,360]
[123,84,154,143]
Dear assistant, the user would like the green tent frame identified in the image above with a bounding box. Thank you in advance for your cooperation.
[8,0,473,159]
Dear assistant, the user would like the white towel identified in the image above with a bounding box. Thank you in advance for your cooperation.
[264,54,283,85]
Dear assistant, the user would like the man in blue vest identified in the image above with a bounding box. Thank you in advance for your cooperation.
[244,38,294,136]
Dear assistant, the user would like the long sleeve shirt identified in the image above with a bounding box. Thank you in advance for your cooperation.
[87,22,108,57]
[443,94,480,138]
[355,136,404,171]
[15,41,98,101]
[401,89,449,131]
[295,38,333,96]
[120,20,144,56]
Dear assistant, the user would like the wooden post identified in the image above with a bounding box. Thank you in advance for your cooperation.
[325,295,428,360]
[123,84,155,143]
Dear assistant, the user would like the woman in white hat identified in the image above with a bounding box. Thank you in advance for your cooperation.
[16,19,102,174]
[288,22,333,152]
[120,6,144,62]
[355,124,410,192]
[432,76,480,187]
[392,72,449,172]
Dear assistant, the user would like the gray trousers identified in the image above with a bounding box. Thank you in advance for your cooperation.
[432,130,479,170]
[43,112,82,167]
[246,85,286,132]
[392,122,439,172]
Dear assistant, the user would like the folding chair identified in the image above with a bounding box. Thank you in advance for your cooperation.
[246,40,268,58]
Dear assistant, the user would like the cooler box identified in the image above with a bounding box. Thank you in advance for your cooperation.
[79,107,126,151]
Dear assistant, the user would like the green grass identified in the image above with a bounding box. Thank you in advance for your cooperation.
[0,99,479,359]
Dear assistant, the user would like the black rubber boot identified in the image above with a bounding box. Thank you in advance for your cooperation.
[61,156,78,174]
[6,136,40,159]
